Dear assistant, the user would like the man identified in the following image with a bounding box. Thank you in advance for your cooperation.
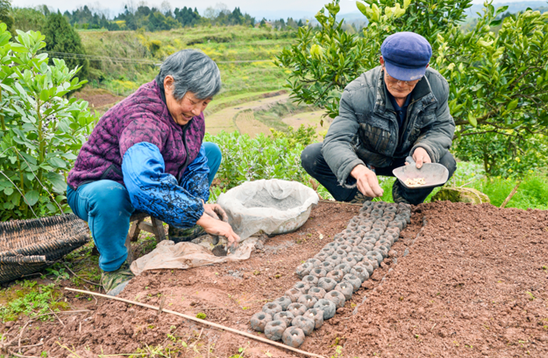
[301,32,456,205]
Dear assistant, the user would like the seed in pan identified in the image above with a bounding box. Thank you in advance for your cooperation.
[348,251,364,262]
[314,252,329,262]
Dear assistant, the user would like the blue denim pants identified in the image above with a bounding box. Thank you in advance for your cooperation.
[67,142,222,272]
[301,142,456,205]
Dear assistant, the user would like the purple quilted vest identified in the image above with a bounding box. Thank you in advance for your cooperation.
[67,81,205,189]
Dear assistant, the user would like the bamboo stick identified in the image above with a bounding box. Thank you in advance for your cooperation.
[64,287,325,358]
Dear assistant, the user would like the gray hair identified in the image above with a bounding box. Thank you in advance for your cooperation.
[156,49,221,100]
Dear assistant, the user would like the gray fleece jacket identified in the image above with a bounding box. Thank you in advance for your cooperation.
[322,66,455,189]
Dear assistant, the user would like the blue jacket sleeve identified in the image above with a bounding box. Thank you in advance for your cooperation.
[122,142,204,228]
[179,145,210,203]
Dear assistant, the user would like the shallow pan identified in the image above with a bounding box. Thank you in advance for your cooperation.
[392,156,449,189]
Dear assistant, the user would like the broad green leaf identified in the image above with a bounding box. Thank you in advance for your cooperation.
[24,190,40,206]
[507,99,519,111]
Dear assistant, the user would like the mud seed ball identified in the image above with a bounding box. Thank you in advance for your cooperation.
[313,299,337,320]
[324,290,346,308]
[308,286,326,300]
[304,308,324,329]
[343,274,362,292]
[291,316,315,336]
[351,266,369,282]
[274,311,294,326]
[334,282,353,300]
[318,261,334,272]
[295,263,312,278]
[262,302,283,316]
[285,288,302,302]
[334,263,352,274]
[250,312,272,332]
[293,281,310,294]
[273,296,292,310]
[326,269,344,283]
[302,274,318,287]
[310,268,327,278]
[287,302,307,316]
[264,320,287,341]
[297,294,318,309]
[317,277,337,292]
[282,327,306,348]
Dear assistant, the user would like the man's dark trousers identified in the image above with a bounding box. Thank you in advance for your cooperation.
[301,142,457,205]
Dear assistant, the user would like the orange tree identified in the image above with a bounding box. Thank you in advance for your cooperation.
[277,0,548,183]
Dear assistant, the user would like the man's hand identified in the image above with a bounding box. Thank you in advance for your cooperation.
[412,147,432,169]
[203,203,228,222]
[350,165,384,198]
[196,213,240,247]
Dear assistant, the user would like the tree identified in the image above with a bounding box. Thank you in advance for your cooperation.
[277,0,548,190]
[0,0,13,33]
[11,7,46,32]
[43,13,89,82]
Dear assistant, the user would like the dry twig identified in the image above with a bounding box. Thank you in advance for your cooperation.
[65,287,326,358]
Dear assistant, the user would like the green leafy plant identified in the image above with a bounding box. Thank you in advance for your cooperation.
[0,24,97,220]
[205,130,332,202]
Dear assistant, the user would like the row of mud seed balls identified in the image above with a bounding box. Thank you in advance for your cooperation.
[250,201,412,348]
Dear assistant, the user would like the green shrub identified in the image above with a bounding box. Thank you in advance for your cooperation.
[0,25,96,220]
[205,130,332,201]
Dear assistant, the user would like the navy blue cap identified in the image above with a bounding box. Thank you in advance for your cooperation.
[381,32,432,81]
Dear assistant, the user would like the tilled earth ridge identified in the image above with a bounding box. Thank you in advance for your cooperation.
[3,201,547,358]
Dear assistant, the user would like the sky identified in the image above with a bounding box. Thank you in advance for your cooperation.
[13,0,543,19]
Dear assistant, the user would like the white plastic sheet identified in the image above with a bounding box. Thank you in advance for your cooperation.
[217,179,319,241]
[130,238,258,275]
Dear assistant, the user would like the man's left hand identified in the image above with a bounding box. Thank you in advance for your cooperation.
[203,203,228,222]
[412,147,431,169]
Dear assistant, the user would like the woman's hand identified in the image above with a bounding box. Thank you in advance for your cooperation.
[203,203,228,222]
[196,212,240,247]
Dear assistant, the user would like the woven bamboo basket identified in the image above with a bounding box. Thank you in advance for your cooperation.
[0,214,90,284]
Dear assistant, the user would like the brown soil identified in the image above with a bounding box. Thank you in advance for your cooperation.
[2,201,548,357]
[73,88,125,109]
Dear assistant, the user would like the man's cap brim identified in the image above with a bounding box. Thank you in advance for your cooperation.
[384,61,426,81]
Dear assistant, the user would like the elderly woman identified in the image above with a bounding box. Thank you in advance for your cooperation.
[66,50,239,296]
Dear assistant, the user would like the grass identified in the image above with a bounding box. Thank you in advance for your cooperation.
[80,26,293,100]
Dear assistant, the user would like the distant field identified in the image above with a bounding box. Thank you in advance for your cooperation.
[77,26,320,137]
[80,26,294,103]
